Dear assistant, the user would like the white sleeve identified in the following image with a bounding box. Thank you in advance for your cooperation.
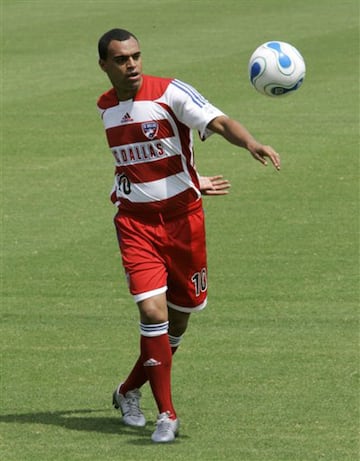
[163,79,226,140]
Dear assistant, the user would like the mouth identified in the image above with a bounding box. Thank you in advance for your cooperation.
[127,72,141,81]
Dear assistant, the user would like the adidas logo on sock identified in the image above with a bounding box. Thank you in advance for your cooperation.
[121,112,133,123]
[143,358,162,367]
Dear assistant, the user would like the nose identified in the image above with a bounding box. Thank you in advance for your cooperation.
[127,56,136,68]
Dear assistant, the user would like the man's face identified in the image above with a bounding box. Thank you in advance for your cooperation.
[99,37,143,100]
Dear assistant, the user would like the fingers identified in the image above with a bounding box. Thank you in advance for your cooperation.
[210,179,231,189]
[208,178,231,192]
[199,175,231,195]
[264,151,281,170]
[204,189,230,196]
[252,146,281,171]
[268,151,281,170]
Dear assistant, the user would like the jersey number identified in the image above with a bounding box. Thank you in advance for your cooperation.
[191,268,207,297]
[116,173,131,195]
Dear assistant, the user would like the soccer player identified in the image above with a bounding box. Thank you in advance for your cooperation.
[97,28,280,443]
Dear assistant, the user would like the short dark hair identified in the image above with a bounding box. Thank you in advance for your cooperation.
[98,28,138,60]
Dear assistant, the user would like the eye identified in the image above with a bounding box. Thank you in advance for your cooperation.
[116,56,128,65]
[114,52,141,65]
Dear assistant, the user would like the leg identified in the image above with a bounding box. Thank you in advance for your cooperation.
[168,307,190,337]
[119,304,190,399]
[137,293,177,420]
[168,307,190,353]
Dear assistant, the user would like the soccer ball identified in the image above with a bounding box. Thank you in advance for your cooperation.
[248,41,306,96]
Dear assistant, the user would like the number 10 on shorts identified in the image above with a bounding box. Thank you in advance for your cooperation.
[191,268,207,297]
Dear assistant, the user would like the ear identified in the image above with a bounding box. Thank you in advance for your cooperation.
[99,59,106,72]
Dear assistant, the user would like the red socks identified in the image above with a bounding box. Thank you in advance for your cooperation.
[141,333,176,419]
[120,335,181,395]
[120,355,147,394]
[120,330,178,419]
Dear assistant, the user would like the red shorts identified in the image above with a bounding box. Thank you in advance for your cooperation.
[114,208,207,312]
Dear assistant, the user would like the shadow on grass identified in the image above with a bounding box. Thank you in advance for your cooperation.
[0,409,161,444]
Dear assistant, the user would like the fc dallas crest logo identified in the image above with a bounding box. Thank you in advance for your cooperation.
[141,121,159,140]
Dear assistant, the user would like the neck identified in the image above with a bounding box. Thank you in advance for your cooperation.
[115,88,137,101]
[115,76,143,101]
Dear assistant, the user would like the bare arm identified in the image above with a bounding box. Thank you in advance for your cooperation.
[208,115,281,171]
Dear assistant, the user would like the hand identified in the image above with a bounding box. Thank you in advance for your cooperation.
[248,143,281,171]
[199,175,231,195]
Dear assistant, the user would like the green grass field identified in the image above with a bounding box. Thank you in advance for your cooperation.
[1,0,359,460]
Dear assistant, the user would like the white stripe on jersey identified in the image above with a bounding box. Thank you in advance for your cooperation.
[122,172,194,203]
[171,79,208,107]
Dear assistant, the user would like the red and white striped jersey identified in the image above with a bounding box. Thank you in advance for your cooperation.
[97,75,225,221]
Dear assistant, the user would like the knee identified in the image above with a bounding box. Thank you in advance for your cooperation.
[168,323,187,337]
[138,294,168,324]
[168,312,190,337]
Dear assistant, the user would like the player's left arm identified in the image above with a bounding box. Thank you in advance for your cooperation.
[208,115,281,171]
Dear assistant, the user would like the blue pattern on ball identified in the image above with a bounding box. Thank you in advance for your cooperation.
[250,62,261,83]
[267,42,292,68]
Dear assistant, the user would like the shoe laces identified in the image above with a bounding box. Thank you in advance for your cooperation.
[155,412,174,432]
[124,390,142,417]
